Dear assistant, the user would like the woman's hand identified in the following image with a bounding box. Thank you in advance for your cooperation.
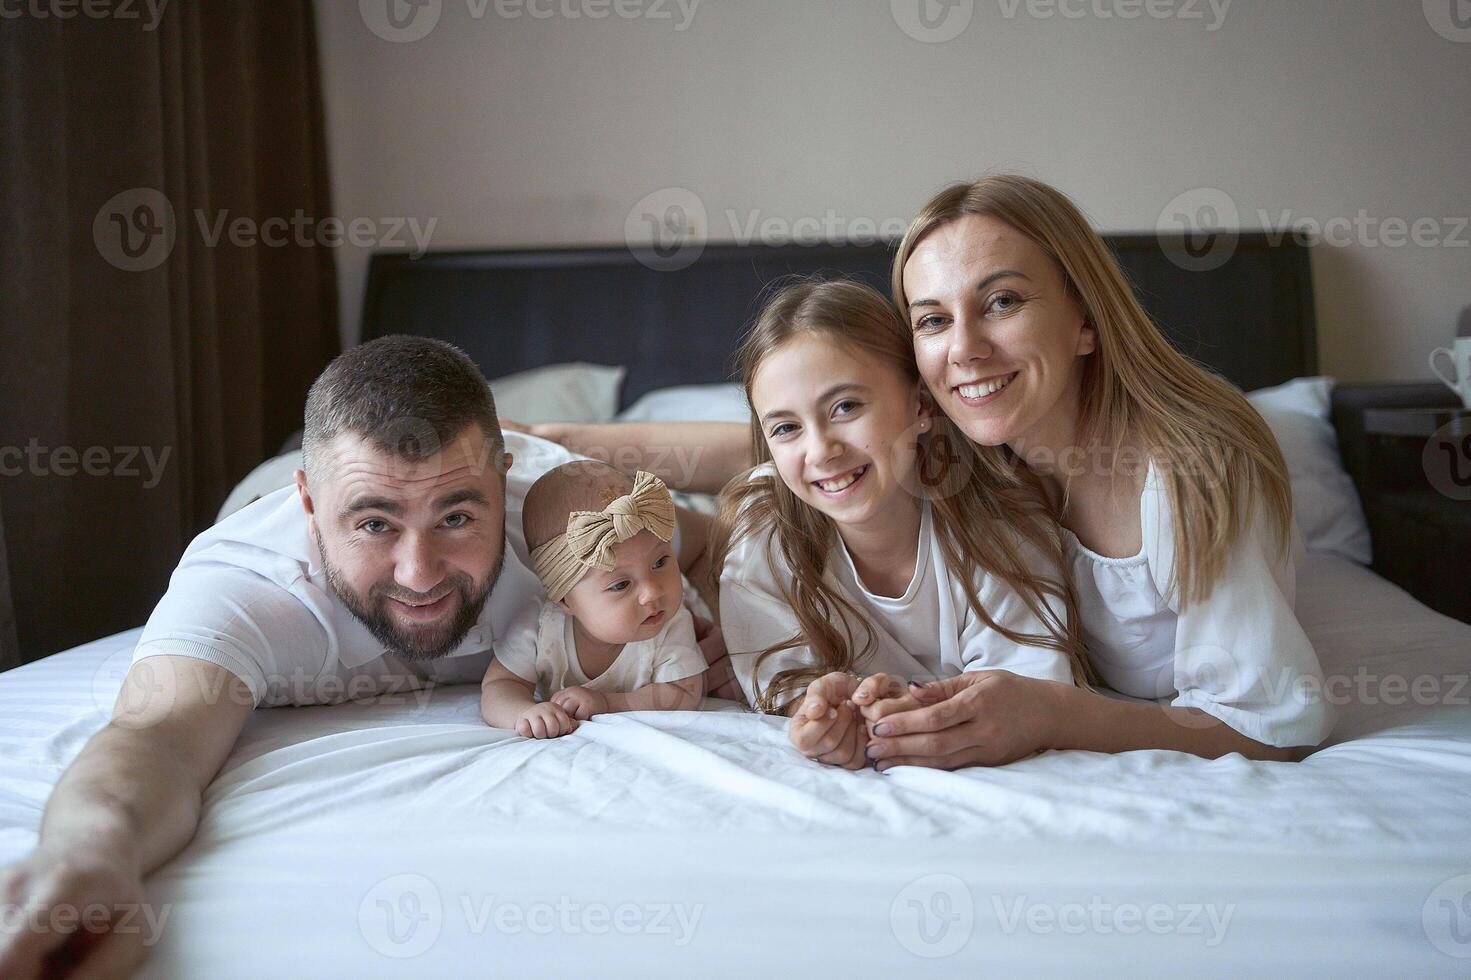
[862,670,1069,771]
[787,672,868,770]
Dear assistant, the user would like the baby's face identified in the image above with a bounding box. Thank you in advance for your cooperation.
[560,529,683,644]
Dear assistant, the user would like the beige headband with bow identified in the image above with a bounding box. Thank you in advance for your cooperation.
[529,470,677,602]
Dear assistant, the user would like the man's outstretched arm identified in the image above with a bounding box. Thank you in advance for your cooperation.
[0,657,255,979]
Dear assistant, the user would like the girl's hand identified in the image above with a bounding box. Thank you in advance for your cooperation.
[863,670,1068,771]
[516,702,579,739]
[550,686,608,721]
[788,672,868,770]
[850,673,924,735]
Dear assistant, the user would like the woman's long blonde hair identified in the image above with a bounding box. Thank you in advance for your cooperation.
[710,279,1094,713]
[891,175,1292,607]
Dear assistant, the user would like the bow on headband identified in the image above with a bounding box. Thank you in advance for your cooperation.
[530,470,677,601]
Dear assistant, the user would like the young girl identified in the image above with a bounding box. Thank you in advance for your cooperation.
[712,279,1092,769]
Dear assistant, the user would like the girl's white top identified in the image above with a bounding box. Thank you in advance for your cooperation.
[719,464,1073,712]
[1066,460,1333,747]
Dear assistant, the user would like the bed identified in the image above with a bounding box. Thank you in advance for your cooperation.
[3,238,1470,977]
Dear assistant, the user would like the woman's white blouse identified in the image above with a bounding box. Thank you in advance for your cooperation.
[720,466,1073,712]
[1067,461,1334,748]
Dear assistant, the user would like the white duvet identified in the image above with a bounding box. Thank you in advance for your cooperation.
[2,553,1470,977]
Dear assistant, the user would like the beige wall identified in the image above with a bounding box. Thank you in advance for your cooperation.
[315,0,1471,382]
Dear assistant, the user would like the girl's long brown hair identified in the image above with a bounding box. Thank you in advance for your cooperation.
[891,175,1293,607]
[710,279,1094,713]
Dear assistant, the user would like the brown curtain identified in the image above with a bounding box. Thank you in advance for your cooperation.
[0,497,17,672]
[0,2,340,663]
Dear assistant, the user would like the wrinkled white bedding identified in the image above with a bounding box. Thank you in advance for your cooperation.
[2,554,1469,977]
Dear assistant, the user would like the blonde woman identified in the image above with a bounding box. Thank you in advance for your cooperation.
[712,279,1088,768]
[856,174,1333,768]
[532,175,1333,768]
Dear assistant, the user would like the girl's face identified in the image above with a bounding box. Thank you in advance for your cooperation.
[902,213,1096,453]
[750,332,928,531]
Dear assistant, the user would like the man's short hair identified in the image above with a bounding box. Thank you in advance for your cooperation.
[302,335,503,480]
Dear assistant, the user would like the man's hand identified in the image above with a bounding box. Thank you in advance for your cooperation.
[0,849,150,980]
[549,686,607,721]
[787,672,868,770]
[515,702,579,739]
[690,615,741,702]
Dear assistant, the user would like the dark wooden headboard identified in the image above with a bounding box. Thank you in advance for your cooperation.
[361,234,1316,407]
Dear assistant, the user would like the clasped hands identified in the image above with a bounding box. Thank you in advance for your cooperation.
[787,668,1058,771]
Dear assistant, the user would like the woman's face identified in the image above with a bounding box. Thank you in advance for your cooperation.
[902,213,1096,453]
[749,332,927,532]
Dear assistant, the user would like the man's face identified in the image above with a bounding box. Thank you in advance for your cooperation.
[295,426,512,661]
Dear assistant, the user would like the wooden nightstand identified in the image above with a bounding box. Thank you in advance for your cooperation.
[1359,405,1471,624]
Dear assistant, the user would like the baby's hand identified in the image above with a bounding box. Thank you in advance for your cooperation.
[516,701,579,739]
[550,685,608,721]
[851,673,924,737]
[788,672,867,770]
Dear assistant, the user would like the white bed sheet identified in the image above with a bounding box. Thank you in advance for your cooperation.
[2,553,1470,977]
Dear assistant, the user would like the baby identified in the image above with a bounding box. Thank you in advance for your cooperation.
[480,462,706,738]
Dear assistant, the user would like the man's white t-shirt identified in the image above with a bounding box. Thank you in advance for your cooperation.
[131,431,583,707]
[492,602,705,703]
[719,464,1074,712]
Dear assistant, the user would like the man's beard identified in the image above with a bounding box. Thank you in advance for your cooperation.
[317,536,504,662]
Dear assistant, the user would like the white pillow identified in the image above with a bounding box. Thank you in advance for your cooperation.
[216,450,303,524]
[491,362,625,425]
[1246,376,1372,565]
[617,383,750,423]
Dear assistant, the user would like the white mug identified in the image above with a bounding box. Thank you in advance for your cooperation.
[1429,337,1471,410]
